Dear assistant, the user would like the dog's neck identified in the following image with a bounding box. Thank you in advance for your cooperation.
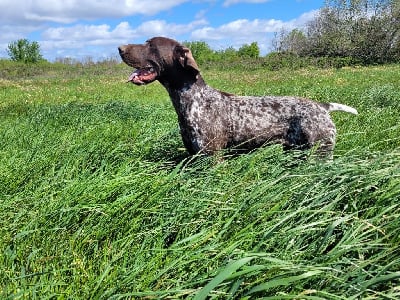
[161,73,208,105]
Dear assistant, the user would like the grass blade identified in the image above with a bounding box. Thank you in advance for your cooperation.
[193,256,255,300]
[248,270,323,295]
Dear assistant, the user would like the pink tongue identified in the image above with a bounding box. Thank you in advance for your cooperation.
[128,69,156,84]
[128,70,146,84]
[128,70,140,82]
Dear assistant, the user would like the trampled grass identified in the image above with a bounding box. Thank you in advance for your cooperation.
[1,61,399,299]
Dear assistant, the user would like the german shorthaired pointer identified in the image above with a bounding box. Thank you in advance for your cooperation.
[118,37,357,156]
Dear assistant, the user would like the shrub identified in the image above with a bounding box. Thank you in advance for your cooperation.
[263,52,308,71]
[183,41,217,65]
[7,39,44,63]
[238,42,260,58]
[273,1,400,65]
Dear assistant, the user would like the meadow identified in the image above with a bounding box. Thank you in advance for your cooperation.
[0,60,399,299]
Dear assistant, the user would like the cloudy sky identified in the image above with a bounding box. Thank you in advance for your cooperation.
[0,0,324,61]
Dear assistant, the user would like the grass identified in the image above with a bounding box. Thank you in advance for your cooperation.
[1,61,399,299]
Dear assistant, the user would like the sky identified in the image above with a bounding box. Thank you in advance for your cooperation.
[0,0,325,61]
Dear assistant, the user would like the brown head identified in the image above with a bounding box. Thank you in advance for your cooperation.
[118,37,200,89]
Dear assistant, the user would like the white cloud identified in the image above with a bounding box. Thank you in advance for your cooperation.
[192,18,285,40]
[291,9,319,27]
[0,0,190,25]
[41,19,207,45]
[0,0,192,58]
[191,10,318,54]
[0,0,319,61]
[138,19,208,37]
[38,18,208,60]
[192,10,317,40]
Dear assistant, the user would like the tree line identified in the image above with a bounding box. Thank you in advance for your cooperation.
[188,0,399,66]
[187,0,400,66]
[6,0,399,66]
[274,0,400,64]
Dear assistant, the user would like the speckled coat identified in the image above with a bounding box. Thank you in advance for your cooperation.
[119,37,358,155]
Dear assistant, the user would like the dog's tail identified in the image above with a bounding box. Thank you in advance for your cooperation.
[324,102,358,115]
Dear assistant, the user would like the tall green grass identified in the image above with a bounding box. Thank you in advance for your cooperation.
[1,62,399,299]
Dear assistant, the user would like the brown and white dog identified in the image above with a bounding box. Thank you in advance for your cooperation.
[119,37,357,155]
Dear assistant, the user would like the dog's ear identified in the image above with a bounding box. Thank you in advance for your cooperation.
[174,45,200,73]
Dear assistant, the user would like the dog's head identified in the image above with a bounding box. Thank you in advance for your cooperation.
[118,37,200,87]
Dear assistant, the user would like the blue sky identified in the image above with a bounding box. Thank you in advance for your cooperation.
[0,0,324,61]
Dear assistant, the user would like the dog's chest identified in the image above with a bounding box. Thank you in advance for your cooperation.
[180,85,226,123]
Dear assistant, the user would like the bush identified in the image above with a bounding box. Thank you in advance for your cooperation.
[7,39,44,63]
[238,42,260,58]
[273,1,400,65]
[183,41,217,65]
[263,52,307,71]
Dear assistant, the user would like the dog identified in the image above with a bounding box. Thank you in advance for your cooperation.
[119,37,357,156]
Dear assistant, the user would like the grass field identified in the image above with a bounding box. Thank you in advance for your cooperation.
[1,60,399,299]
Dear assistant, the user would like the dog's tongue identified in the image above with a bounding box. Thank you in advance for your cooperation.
[128,70,142,84]
[128,68,156,84]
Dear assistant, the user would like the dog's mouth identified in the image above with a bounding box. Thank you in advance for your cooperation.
[128,67,157,85]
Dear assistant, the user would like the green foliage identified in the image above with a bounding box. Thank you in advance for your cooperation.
[273,29,308,55]
[183,41,216,64]
[0,61,400,299]
[6,39,44,63]
[276,0,400,64]
[360,84,400,109]
[183,41,260,64]
[238,42,260,58]
[271,0,400,64]
[220,46,238,60]
[263,52,307,71]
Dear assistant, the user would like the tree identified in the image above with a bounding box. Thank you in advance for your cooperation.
[305,6,352,57]
[274,29,308,55]
[273,0,400,64]
[238,42,260,58]
[182,41,215,64]
[219,46,238,60]
[7,39,44,63]
[318,0,400,63]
